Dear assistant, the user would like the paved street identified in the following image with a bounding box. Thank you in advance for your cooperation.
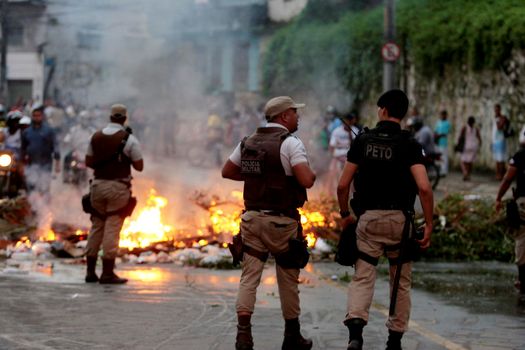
[2,160,522,350]
[0,260,524,350]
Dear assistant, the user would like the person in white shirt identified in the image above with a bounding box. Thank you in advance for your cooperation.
[325,113,359,195]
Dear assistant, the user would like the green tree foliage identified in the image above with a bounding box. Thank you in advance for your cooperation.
[263,0,525,103]
[424,194,514,262]
[262,2,382,104]
[398,0,525,75]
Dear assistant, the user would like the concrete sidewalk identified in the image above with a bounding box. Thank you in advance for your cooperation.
[434,170,503,199]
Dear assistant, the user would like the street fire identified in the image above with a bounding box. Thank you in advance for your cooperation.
[4,188,338,265]
[41,229,56,242]
[209,207,241,237]
[119,190,173,250]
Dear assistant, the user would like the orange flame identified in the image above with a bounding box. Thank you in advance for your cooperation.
[15,236,31,249]
[305,232,317,248]
[39,230,56,242]
[119,190,173,250]
[209,207,241,236]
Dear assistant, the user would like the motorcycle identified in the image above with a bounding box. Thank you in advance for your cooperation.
[63,150,87,185]
[0,149,24,198]
[424,152,441,190]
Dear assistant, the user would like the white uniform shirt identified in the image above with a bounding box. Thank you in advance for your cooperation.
[86,123,143,162]
[1,127,21,151]
[228,123,308,176]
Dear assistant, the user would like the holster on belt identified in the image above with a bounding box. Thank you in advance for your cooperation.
[228,233,244,266]
[228,233,270,267]
[335,222,359,267]
[82,193,137,219]
[274,211,310,269]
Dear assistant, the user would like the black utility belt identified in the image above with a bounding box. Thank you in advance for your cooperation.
[93,178,132,188]
[246,208,298,219]
[363,204,406,211]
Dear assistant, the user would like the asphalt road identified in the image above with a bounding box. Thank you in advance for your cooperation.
[0,260,524,350]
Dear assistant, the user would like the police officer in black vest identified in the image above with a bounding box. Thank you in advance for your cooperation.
[222,96,316,350]
[496,131,525,295]
[337,90,434,350]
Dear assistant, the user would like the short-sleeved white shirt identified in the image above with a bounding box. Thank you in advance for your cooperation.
[228,123,308,176]
[86,123,142,162]
[1,127,21,150]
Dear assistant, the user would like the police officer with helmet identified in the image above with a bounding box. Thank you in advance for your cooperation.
[222,96,316,350]
[84,104,143,284]
[337,90,433,350]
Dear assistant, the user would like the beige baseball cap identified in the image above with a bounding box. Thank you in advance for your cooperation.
[110,104,127,119]
[264,96,305,120]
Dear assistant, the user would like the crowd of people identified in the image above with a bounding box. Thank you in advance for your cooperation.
[315,101,525,189]
[0,93,523,349]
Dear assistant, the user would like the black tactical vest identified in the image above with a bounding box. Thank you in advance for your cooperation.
[353,127,418,211]
[91,130,131,180]
[241,127,307,212]
[513,147,525,198]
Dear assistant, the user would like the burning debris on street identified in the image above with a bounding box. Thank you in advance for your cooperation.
[0,188,342,272]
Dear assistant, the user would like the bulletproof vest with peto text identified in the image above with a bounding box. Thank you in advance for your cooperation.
[91,130,131,180]
[354,128,417,210]
[241,127,307,212]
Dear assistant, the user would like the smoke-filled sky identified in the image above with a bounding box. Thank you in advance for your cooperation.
[41,0,267,232]
[24,0,343,237]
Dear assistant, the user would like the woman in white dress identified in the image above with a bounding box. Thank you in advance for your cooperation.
[459,116,482,181]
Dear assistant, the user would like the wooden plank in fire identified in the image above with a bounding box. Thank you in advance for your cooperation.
[51,222,88,242]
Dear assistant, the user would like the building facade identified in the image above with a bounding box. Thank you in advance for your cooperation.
[2,0,46,107]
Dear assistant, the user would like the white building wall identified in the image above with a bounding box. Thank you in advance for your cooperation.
[268,0,307,22]
[7,52,45,101]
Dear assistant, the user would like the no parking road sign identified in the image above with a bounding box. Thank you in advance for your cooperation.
[381,42,400,62]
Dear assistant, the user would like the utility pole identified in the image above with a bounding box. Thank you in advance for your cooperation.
[383,0,396,91]
[0,0,8,104]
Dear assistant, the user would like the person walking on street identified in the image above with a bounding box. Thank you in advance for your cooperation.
[21,103,61,195]
[492,104,509,180]
[495,128,525,295]
[84,104,143,284]
[434,110,451,176]
[458,116,482,181]
[222,96,316,350]
[337,90,434,350]
[325,113,359,195]
[409,117,436,157]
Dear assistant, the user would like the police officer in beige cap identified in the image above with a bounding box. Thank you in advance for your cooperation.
[84,104,144,284]
[222,96,315,350]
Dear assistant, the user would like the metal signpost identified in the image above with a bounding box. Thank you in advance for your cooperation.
[383,0,398,91]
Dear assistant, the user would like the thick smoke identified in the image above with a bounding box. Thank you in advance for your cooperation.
[42,0,262,234]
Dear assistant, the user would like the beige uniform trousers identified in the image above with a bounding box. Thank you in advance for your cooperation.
[514,198,525,266]
[236,210,301,320]
[86,179,130,259]
[346,210,412,333]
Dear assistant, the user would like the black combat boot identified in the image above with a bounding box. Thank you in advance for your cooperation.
[344,318,366,350]
[385,329,403,350]
[235,314,253,350]
[281,318,313,350]
[519,264,525,294]
[85,256,99,283]
[99,258,128,284]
